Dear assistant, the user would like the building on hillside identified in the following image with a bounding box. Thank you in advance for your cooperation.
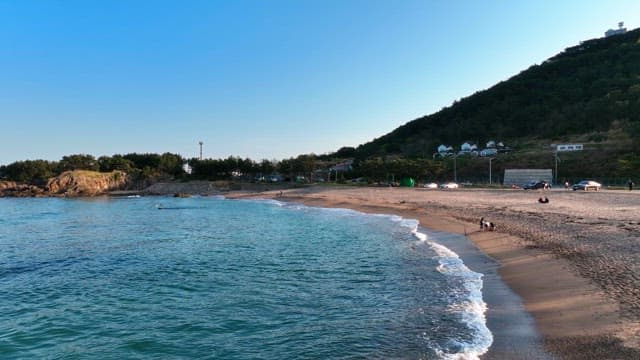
[605,22,627,37]
[330,159,353,172]
[460,142,477,152]
[433,144,454,159]
[458,142,478,156]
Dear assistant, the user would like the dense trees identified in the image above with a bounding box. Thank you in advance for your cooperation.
[0,153,187,184]
[59,154,100,172]
[0,160,57,184]
[350,158,444,182]
[188,155,318,181]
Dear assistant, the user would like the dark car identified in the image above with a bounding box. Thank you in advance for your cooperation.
[523,180,549,190]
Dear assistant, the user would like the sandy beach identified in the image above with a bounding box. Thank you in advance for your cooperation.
[227,185,640,359]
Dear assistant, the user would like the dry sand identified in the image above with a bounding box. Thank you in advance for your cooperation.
[227,185,640,359]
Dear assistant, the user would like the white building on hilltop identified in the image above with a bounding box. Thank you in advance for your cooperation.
[605,22,627,37]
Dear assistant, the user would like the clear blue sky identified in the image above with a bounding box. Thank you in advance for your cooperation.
[1,0,639,165]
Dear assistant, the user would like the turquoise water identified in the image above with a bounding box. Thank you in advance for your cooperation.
[0,197,491,359]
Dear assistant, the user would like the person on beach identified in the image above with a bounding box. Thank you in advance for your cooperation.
[564,180,569,190]
[628,179,634,191]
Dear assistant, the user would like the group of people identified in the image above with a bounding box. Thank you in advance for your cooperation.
[479,217,496,231]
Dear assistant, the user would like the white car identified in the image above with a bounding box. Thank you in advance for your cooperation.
[424,182,438,189]
[572,180,601,191]
[440,182,459,189]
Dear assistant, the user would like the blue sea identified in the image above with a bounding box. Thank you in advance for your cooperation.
[0,197,492,359]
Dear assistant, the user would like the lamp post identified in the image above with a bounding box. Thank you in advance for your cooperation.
[554,151,559,186]
[550,144,558,186]
[453,153,457,183]
[489,158,495,185]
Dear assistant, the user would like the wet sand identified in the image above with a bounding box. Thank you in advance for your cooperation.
[227,186,640,359]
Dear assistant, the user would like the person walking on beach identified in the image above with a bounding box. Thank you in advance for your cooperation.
[628,179,634,191]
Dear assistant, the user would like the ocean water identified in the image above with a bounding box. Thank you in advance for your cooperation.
[0,197,492,359]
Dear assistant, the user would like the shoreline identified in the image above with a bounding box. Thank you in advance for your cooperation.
[419,227,550,359]
[226,186,640,359]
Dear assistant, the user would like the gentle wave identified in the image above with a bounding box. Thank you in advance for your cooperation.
[420,234,493,359]
[259,199,494,359]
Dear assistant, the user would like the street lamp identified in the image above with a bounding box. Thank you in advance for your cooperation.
[453,153,457,183]
[489,158,495,185]
[550,144,558,185]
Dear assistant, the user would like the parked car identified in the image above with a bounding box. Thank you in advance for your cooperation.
[479,148,498,157]
[523,180,549,190]
[424,182,438,189]
[440,182,459,189]
[572,180,601,191]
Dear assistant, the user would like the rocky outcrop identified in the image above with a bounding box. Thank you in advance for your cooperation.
[45,170,128,196]
[0,181,46,197]
[0,181,17,191]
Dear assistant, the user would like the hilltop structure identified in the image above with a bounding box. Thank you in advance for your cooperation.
[605,22,627,37]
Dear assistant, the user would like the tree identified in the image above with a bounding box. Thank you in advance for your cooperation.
[58,154,99,172]
[158,153,185,177]
[98,155,134,173]
[2,160,57,184]
[123,153,161,170]
[258,159,276,175]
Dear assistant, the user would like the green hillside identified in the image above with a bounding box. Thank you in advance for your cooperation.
[351,28,640,180]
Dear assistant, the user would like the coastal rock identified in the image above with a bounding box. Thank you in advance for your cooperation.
[0,182,46,197]
[0,181,18,191]
[46,170,128,196]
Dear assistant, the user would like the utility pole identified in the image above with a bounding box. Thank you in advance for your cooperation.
[454,154,457,183]
[553,150,558,185]
[199,141,203,160]
[489,158,494,185]
[550,144,559,185]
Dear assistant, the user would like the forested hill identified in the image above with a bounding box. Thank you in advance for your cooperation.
[353,28,640,158]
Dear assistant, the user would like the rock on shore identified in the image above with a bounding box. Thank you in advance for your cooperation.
[46,170,128,196]
[0,170,129,197]
[0,181,46,197]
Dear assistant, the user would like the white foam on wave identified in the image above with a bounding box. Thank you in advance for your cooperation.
[231,198,493,358]
[315,205,494,359]
[413,227,493,360]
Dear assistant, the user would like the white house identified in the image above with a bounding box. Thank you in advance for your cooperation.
[460,142,477,152]
[330,159,353,172]
[437,144,453,154]
[605,22,627,37]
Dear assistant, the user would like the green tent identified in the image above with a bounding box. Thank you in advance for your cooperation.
[400,177,415,187]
